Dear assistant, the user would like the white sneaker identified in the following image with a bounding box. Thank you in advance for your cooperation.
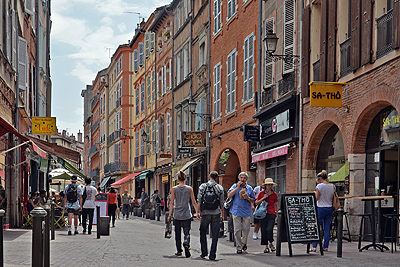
[253,233,258,240]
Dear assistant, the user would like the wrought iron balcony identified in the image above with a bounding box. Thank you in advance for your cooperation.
[91,119,99,133]
[140,155,145,166]
[134,156,139,168]
[377,9,393,59]
[89,145,98,157]
[104,162,128,175]
[340,38,352,77]
[278,71,295,97]
[107,131,121,146]
[261,86,274,108]
[89,168,99,179]
[91,94,98,110]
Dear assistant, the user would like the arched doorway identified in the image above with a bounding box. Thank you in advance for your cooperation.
[217,149,241,189]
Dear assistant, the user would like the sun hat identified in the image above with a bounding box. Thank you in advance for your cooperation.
[263,178,277,186]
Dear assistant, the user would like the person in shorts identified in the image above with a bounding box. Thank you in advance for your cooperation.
[62,175,83,235]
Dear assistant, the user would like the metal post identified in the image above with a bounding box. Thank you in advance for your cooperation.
[96,206,100,239]
[50,202,55,240]
[43,204,50,267]
[31,207,47,267]
[156,203,160,221]
[0,209,5,267]
[276,210,282,256]
[337,208,343,257]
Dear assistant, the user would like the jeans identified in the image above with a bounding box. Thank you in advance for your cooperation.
[122,204,130,218]
[232,214,251,250]
[108,203,117,226]
[199,214,220,259]
[260,214,276,245]
[173,219,191,253]
[82,208,94,232]
[313,207,333,249]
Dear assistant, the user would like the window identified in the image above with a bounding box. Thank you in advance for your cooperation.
[139,42,144,67]
[168,59,172,89]
[213,0,221,33]
[152,120,156,153]
[176,9,181,30]
[135,130,139,156]
[226,49,236,114]
[195,98,206,131]
[156,120,160,153]
[152,70,156,102]
[183,106,189,132]
[145,124,150,154]
[176,111,182,147]
[176,53,181,84]
[227,0,236,20]
[264,18,275,87]
[141,128,145,155]
[141,82,145,111]
[243,33,254,103]
[199,42,206,66]
[183,44,189,78]
[136,86,139,115]
[283,0,295,73]
[134,49,139,73]
[213,63,221,120]
[166,112,171,148]
[114,143,120,162]
[147,76,151,106]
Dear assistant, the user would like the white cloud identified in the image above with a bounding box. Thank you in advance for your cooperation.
[100,17,113,26]
[117,23,127,33]
[70,62,96,84]
[74,108,84,116]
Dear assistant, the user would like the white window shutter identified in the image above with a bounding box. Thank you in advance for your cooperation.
[169,58,172,89]
[152,121,156,153]
[213,66,217,120]
[156,120,160,153]
[25,0,35,15]
[134,49,139,73]
[284,0,295,73]
[264,18,275,87]
[139,42,144,66]
[231,51,236,111]
[145,32,150,58]
[243,38,248,102]
[6,1,11,63]
[12,9,17,70]
[150,32,155,52]
[163,66,167,94]
[217,64,221,118]
[248,34,254,101]
[226,56,231,113]
[166,113,170,148]
[152,70,156,101]
[18,37,28,92]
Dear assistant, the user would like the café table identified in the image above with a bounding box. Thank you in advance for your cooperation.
[354,196,392,252]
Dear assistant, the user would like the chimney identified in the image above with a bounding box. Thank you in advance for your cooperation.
[77,130,82,142]
[62,130,66,136]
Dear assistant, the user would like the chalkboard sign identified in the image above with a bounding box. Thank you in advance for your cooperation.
[95,193,108,201]
[283,194,320,243]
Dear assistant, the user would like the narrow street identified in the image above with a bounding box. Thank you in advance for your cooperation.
[3,214,400,266]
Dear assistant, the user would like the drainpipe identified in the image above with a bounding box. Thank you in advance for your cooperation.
[298,0,304,193]
[165,7,174,163]
[207,0,212,176]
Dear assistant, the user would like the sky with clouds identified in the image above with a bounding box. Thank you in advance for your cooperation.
[50,0,170,138]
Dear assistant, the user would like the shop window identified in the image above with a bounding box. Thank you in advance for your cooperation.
[266,155,286,199]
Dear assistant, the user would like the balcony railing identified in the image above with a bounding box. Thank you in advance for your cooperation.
[261,86,274,108]
[134,156,139,168]
[377,9,393,59]
[278,71,295,97]
[313,60,320,82]
[107,131,120,146]
[91,94,98,110]
[104,162,128,174]
[89,145,98,157]
[91,119,99,133]
[140,155,145,166]
[89,168,99,179]
[340,38,352,77]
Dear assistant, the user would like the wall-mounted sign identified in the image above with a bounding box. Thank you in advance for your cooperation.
[32,117,56,135]
[159,154,172,158]
[260,110,292,139]
[244,125,260,142]
[162,174,169,183]
[178,147,191,154]
[182,131,206,147]
[309,81,348,107]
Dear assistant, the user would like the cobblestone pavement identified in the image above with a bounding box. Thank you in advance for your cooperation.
[3,214,400,266]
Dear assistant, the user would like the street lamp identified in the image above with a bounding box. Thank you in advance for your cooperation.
[141,130,155,144]
[188,101,211,121]
[263,30,300,65]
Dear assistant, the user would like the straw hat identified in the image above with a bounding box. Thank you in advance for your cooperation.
[263,178,277,187]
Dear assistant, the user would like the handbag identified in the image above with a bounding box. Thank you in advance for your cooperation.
[253,201,268,220]
[223,197,234,211]
[332,191,341,211]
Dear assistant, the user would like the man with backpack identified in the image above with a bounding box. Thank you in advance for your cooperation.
[196,171,224,261]
[82,177,98,234]
[62,175,83,235]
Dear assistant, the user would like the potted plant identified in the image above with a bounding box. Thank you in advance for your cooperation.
[163,30,170,38]
[158,41,163,47]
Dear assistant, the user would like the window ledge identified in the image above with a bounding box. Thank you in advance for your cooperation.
[213,28,223,41]
[226,12,238,26]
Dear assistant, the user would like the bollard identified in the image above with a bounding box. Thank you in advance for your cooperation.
[133,207,138,216]
[145,208,150,219]
[150,209,156,220]
[96,206,100,239]
[276,210,282,256]
[50,202,55,241]
[337,208,343,257]
[31,207,47,267]
[137,208,142,217]
[43,203,50,267]
[156,203,161,221]
[0,209,5,267]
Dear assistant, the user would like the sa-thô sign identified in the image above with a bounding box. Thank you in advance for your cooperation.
[309,82,348,107]
[32,117,56,135]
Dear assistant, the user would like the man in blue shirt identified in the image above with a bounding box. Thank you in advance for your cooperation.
[227,172,255,253]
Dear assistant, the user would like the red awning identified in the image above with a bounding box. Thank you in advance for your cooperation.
[111,172,141,188]
[0,116,28,141]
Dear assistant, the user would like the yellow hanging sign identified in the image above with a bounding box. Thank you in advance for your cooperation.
[309,82,349,107]
[32,117,56,135]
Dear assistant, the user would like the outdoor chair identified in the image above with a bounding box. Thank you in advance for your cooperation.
[55,208,67,229]
[21,203,32,228]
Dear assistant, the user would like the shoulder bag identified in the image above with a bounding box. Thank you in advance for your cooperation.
[332,191,341,211]
[253,200,268,220]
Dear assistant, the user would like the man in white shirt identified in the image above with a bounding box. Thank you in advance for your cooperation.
[82,177,98,235]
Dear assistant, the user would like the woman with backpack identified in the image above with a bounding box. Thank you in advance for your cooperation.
[167,171,199,258]
[107,187,118,227]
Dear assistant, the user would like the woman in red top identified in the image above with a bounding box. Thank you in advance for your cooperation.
[255,178,279,253]
[108,188,118,227]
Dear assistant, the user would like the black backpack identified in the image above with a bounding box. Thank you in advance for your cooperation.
[67,184,78,203]
[200,184,220,211]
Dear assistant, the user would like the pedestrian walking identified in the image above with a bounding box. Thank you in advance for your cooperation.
[108,188,118,227]
[116,193,121,219]
[227,172,255,253]
[311,170,335,252]
[62,175,83,235]
[82,177,98,235]
[151,189,161,209]
[140,188,149,210]
[168,171,199,258]
[252,177,265,240]
[196,171,224,261]
[255,178,279,253]
[121,189,131,220]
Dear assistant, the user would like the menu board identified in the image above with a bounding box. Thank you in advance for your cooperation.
[284,194,320,243]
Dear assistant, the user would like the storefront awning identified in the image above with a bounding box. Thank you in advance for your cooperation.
[329,161,349,182]
[99,176,111,188]
[111,172,140,188]
[138,171,149,180]
[180,157,202,172]
[57,157,86,179]
[0,116,29,141]
[251,144,289,163]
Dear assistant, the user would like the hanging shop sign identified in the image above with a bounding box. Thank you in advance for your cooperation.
[182,131,206,147]
[162,174,169,183]
[32,117,56,135]
[159,153,172,158]
[178,147,191,154]
[309,82,349,107]
[260,110,293,139]
[244,125,260,142]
